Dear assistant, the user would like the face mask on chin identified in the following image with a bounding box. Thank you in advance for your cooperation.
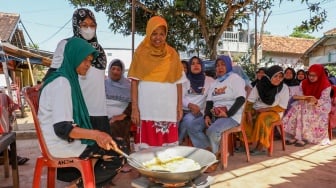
[80,27,96,40]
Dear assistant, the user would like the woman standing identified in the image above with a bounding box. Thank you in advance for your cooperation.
[179,56,214,149]
[128,16,185,150]
[243,65,289,154]
[283,64,331,146]
[44,8,109,134]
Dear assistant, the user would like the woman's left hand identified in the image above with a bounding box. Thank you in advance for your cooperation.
[177,106,183,122]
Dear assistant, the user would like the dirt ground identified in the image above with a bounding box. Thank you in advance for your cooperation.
[1,110,336,188]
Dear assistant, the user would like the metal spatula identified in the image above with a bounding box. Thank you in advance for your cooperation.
[112,147,147,169]
[113,147,170,172]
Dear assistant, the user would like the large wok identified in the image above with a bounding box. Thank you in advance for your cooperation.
[128,146,217,184]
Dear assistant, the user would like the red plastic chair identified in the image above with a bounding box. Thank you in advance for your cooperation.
[268,120,286,157]
[220,124,250,169]
[23,87,95,188]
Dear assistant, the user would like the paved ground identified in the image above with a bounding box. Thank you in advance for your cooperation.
[1,109,336,188]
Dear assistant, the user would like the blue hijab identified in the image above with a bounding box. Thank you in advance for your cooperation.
[187,56,205,94]
[216,55,233,82]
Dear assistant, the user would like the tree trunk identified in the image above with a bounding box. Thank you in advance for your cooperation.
[209,39,218,60]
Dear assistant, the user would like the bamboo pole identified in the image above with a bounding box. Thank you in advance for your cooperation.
[26,57,35,85]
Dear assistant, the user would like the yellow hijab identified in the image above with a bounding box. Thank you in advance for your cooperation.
[128,16,183,83]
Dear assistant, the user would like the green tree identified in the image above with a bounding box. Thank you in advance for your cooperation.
[289,26,316,39]
[67,0,327,59]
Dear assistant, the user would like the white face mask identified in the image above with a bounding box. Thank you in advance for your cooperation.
[80,27,95,40]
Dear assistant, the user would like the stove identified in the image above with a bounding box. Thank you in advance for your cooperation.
[131,174,214,188]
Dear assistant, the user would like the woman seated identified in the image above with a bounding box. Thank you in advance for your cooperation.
[38,37,125,187]
[283,67,300,113]
[296,69,307,83]
[204,55,246,155]
[283,64,331,146]
[178,56,214,149]
[243,65,289,155]
[105,59,132,150]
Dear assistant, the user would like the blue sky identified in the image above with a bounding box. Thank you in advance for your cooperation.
[1,0,336,52]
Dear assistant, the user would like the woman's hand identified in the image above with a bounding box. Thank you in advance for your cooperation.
[306,96,318,105]
[131,106,140,126]
[177,106,183,122]
[94,131,117,150]
[188,103,201,116]
[216,108,228,118]
[204,116,212,128]
[109,114,126,124]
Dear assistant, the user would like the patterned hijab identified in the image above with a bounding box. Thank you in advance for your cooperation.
[216,55,233,82]
[187,56,205,94]
[72,8,107,70]
[127,16,183,83]
[105,59,131,103]
[42,37,98,145]
[256,65,284,105]
[302,64,331,99]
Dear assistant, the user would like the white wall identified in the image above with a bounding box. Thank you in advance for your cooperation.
[104,48,133,75]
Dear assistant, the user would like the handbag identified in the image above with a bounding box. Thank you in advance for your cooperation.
[211,106,227,117]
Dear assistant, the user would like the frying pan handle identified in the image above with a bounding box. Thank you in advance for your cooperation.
[200,160,219,173]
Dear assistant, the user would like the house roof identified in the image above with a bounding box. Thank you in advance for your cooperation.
[1,42,51,66]
[261,35,316,55]
[324,28,336,35]
[0,12,19,41]
[302,32,336,59]
[0,12,51,66]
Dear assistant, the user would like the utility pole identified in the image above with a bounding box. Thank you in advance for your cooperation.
[131,0,135,59]
[254,1,258,72]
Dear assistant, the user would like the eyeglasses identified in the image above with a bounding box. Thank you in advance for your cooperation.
[308,74,317,78]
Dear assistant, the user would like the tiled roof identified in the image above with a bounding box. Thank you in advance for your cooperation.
[0,12,20,42]
[261,35,316,55]
[324,28,336,35]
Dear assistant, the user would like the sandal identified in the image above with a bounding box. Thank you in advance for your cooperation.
[9,156,29,165]
[234,146,246,153]
[250,149,266,156]
[285,139,297,145]
[75,177,83,188]
[294,140,307,147]
[17,156,29,165]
